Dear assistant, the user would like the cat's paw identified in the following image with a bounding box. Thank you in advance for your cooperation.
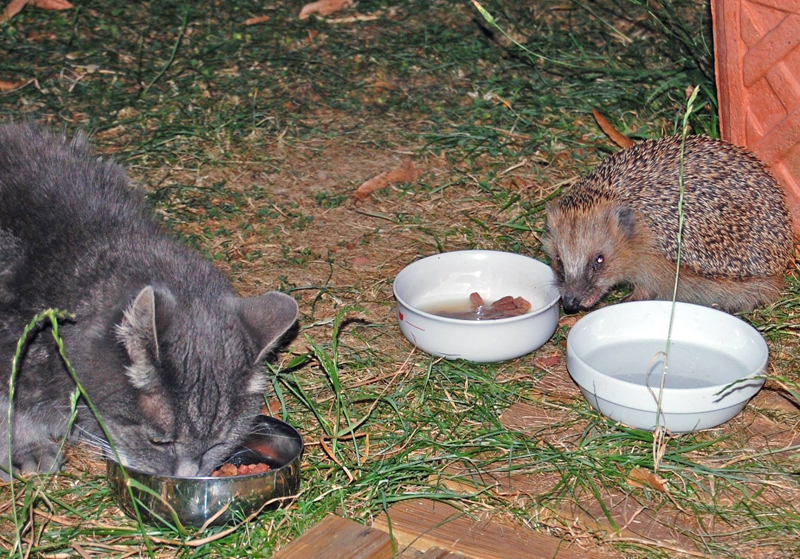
[17,445,64,476]
[0,414,66,479]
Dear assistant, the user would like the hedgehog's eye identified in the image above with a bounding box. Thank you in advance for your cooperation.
[551,255,564,280]
[592,254,604,270]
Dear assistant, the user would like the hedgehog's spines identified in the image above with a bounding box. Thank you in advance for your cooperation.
[544,134,794,313]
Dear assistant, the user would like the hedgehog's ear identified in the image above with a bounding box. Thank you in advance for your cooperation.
[612,205,635,239]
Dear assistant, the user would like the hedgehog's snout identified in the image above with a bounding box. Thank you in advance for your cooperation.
[560,277,605,314]
[561,293,583,314]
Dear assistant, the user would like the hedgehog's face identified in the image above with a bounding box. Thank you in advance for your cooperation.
[544,202,636,313]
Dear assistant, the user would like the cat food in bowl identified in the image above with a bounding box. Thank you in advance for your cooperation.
[107,416,303,528]
[393,250,560,362]
[211,462,271,477]
[566,301,768,433]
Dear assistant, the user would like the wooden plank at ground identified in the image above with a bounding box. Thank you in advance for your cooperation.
[272,514,393,559]
[432,461,561,500]
[373,499,613,559]
[547,489,701,549]
[500,400,571,432]
[396,547,471,558]
[496,402,700,550]
[751,386,799,414]
[499,401,588,444]
[530,368,581,403]
[435,457,696,548]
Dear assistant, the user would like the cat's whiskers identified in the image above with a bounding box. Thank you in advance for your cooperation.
[71,425,132,464]
[223,448,252,462]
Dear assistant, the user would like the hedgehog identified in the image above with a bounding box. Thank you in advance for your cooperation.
[543,135,794,314]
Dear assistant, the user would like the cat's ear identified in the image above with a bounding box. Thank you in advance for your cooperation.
[235,291,298,365]
[117,286,176,390]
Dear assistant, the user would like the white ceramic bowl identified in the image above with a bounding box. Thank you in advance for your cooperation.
[393,250,560,363]
[567,301,768,433]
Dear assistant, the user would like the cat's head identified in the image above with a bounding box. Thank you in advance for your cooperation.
[101,286,298,476]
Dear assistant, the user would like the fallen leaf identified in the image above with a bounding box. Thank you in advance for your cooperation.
[299,0,353,20]
[532,352,561,369]
[260,399,282,416]
[29,0,72,9]
[592,108,633,149]
[627,467,667,492]
[368,78,396,94]
[558,314,579,328]
[2,0,71,23]
[0,0,28,23]
[305,29,319,43]
[0,79,28,92]
[354,157,420,201]
[245,14,270,26]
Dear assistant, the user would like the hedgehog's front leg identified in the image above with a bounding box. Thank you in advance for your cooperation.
[627,285,657,302]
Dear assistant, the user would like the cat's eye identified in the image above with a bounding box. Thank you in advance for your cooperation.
[147,431,175,446]
[149,438,177,456]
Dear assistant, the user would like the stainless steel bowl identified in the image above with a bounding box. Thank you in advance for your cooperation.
[107,416,303,528]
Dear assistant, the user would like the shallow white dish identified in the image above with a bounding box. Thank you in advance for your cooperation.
[567,301,768,433]
[393,250,560,363]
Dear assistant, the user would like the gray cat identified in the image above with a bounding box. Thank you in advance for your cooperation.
[0,123,298,479]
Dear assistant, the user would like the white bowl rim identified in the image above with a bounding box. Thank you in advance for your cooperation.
[393,250,560,325]
[567,300,768,405]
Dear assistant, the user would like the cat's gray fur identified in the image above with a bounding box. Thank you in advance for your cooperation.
[0,123,298,479]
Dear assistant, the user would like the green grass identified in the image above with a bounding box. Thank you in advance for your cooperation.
[2,1,800,558]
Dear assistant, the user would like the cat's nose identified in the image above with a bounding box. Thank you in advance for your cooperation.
[174,459,200,477]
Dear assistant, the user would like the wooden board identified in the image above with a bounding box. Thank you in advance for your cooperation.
[272,514,393,559]
[373,499,614,559]
[529,369,582,403]
[493,402,703,550]
[432,461,561,501]
[546,488,700,549]
[499,401,587,439]
[433,459,698,548]
[396,547,472,558]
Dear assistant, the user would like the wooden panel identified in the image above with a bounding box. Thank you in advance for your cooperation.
[530,369,582,404]
[548,489,700,549]
[373,499,614,559]
[500,401,570,432]
[435,460,700,551]
[272,515,393,559]
[465,403,700,550]
[395,548,425,558]
[421,550,472,559]
[396,547,472,558]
